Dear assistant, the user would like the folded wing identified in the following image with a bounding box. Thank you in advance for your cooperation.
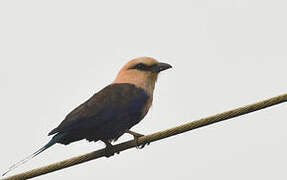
[48,83,149,143]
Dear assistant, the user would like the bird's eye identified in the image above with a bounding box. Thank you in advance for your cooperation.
[135,63,145,69]
[129,63,151,71]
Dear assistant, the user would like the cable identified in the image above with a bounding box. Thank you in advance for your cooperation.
[2,93,287,180]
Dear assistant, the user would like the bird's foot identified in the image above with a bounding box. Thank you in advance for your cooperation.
[126,130,150,149]
[103,141,115,157]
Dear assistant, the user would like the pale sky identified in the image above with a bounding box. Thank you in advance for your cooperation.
[1,0,287,179]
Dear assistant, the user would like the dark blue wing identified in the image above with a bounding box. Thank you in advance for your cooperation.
[48,83,149,138]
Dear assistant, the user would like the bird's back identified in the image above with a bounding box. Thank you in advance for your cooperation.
[49,83,150,144]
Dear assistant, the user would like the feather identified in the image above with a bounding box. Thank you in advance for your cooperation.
[48,83,150,144]
[2,134,64,176]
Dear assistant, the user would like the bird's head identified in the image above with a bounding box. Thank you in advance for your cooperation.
[113,57,172,95]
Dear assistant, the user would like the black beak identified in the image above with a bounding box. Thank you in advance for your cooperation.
[152,62,172,73]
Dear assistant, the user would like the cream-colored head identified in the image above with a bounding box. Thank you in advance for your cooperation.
[113,57,172,96]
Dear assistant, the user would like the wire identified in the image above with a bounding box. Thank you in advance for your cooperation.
[2,93,287,180]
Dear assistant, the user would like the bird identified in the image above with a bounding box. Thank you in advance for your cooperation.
[3,57,172,176]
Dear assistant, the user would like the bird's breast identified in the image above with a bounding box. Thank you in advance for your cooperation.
[141,96,153,119]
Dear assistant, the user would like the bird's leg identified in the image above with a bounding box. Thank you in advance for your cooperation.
[126,130,150,149]
[103,141,115,157]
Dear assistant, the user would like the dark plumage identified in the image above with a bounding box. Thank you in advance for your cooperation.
[49,83,149,145]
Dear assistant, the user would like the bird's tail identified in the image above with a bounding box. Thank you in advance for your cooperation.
[2,133,64,176]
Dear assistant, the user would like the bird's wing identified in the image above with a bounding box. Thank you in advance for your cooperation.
[48,83,149,135]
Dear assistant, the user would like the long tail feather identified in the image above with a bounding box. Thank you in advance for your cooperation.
[2,134,64,176]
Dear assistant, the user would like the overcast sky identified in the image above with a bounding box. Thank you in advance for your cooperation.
[1,0,287,179]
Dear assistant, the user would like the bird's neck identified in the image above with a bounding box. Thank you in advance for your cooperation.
[113,72,158,96]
